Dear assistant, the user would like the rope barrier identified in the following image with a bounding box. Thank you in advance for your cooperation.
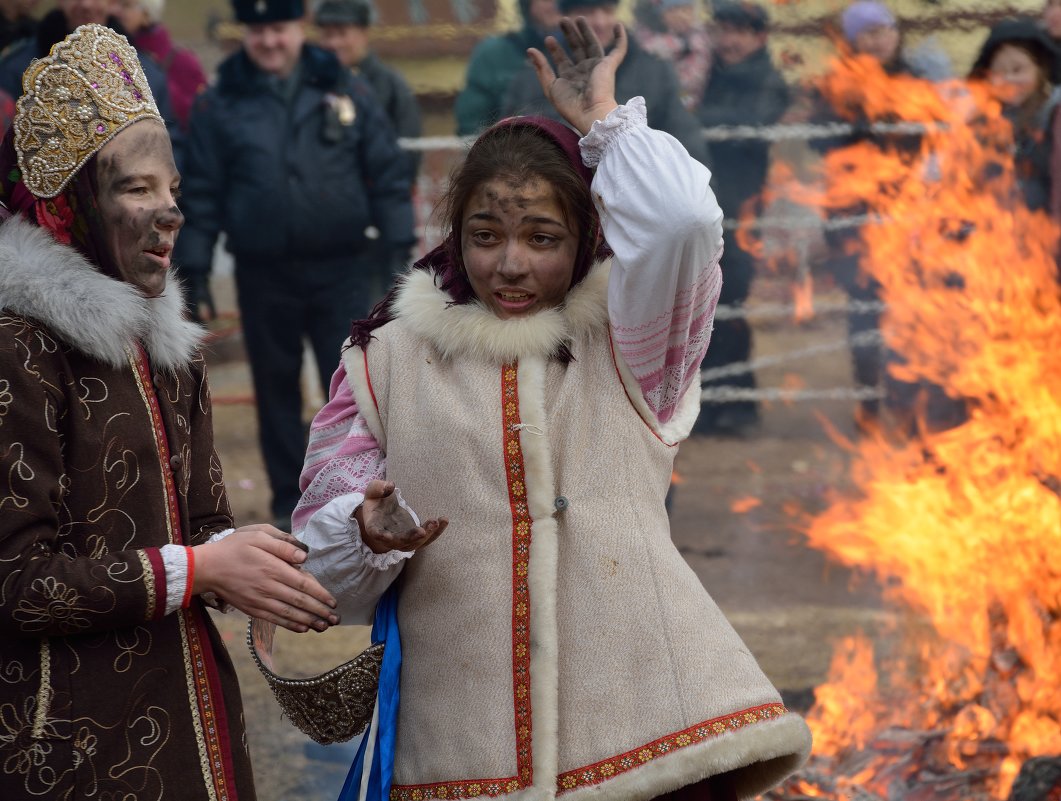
[397,121,935,154]
[714,298,886,321]
[722,213,880,233]
[700,329,882,383]
[702,385,884,403]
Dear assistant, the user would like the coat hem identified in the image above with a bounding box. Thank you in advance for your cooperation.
[558,713,812,801]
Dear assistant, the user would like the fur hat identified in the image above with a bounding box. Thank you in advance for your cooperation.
[713,1,768,32]
[232,0,304,24]
[970,16,1061,84]
[313,0,371,27]
[557,0,618,14]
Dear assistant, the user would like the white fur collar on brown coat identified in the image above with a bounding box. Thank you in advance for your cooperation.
[391,261,611,363]
[0,215,204,371]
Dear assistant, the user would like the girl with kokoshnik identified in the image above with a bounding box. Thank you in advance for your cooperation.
[290,16,812,801]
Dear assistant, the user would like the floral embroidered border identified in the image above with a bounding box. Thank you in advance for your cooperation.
[391,776,524,801]
[390,364,534,801]
[131,346,233,801]
[557,703,789,793]
[185,610,232,801]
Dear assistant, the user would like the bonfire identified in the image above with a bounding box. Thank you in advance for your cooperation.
[751,40,1061,801]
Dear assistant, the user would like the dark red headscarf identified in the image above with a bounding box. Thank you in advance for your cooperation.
[348,115,612,349]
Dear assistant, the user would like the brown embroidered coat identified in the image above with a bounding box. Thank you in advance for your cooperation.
[0,217,255,801]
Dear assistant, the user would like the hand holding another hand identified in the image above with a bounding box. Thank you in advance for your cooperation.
[192,525,339,633]
[356,479,448,555]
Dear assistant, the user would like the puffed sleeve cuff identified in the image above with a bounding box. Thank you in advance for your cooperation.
[300,492,417,625]
[579,97,649,168]
[160,544,191,616]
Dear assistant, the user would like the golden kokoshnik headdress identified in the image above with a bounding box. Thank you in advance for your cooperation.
[13,23,162,199]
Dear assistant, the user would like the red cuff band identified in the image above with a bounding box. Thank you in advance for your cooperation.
[181,546,196,608]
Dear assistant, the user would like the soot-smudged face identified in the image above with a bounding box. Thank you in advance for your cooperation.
[461,176,579,320]
[94,120,183,298]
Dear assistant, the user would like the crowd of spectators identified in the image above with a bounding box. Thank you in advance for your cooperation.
[1,0,1058,490]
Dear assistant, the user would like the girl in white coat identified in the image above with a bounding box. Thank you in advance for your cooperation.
[293,16,812,801]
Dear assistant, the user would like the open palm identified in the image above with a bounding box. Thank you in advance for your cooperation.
[528,17,628,135]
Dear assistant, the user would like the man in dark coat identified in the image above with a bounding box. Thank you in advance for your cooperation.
[177,0,415,528]
[455,0,560,135]
[0,0,180,156]
[502,0,708,165]
[314,0,422,176]
[693,0,788,435]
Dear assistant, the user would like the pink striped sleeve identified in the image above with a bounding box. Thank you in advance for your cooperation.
[292,363,386,535]
[611,252,723,423]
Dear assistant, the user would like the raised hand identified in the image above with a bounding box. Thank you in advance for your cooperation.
[355,479,448,555]
[527,16,627,135]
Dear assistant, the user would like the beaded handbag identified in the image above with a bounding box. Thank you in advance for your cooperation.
[247,617,384,744]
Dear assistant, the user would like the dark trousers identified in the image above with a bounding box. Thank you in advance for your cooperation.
[696,244,757,432]
[235,257,387,521]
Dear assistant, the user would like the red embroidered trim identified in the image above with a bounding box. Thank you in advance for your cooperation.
[501,363,534,788]
[390,363,534,801]
[185,607,234,800]
[131,346,183,545]
[363,348,381,418]
[391,776,523,801]
[182,546,196,608]
[556,703,790,794]
[133,347,235,799]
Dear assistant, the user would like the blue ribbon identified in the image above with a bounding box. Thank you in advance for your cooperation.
[338,584,401,801]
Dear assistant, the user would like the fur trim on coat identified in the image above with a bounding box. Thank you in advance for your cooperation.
[0,215,203,371]
[393,261,611,364]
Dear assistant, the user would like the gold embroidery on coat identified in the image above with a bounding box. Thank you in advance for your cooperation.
[137,549,156,620]
[31,639,52,738]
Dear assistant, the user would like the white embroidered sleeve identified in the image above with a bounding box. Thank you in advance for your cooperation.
[583,97,725,423]
[299,493,417,625]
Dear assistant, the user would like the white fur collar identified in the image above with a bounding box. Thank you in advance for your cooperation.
[392,261,611,363]
[0,215,204,371]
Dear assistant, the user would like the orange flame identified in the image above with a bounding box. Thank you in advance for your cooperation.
[766,50,1061,799]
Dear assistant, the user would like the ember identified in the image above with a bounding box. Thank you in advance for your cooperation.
[755,39,1061,801]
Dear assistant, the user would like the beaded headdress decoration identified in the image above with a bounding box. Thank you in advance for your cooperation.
[14,23,162,199]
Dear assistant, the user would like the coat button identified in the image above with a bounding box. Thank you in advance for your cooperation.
[169,454,183,471]
[554,496,569,512]
[152,373,163,389]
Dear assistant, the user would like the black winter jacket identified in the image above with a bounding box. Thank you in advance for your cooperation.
[175,45,414,275]
[355,52,422,175]
[697,47,789,215]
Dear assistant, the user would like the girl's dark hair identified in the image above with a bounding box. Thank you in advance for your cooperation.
[433,122,599,301]
[348,116,610,350]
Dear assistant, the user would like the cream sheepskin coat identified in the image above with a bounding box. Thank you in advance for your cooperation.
[331,265,812,801]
